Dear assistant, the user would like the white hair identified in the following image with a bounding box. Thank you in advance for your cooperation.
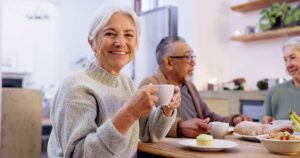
[88,5,140,44]
[283,36,300,51]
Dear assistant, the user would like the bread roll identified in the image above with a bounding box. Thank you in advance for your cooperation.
[234,121,264,136]
[234,121,293,136]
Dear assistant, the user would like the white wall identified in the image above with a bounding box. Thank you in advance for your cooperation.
[161,0,230,90]
[2,0,133,89]
[54,0,134,88]
[228,0,293,90]
[161,0,294,90]
[2,0,59,88]
[2,0,296,90]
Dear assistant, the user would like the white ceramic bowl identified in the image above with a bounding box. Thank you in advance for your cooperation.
[271,120,292,126]
[258,135,300,154]
[294,132,300,137]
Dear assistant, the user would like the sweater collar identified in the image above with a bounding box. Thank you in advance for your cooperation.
[85,62,119,87]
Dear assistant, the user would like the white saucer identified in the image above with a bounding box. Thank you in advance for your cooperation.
[178,139,237,151]
[233,132,260,141]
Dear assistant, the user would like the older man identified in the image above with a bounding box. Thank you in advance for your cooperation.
[262,37,300,124]
[139,36,252,138]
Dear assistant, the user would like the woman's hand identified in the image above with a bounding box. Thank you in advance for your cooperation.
[125,84,158,119]
[113,84,158,135]
[162,86,181,117]
[113,84,180,135]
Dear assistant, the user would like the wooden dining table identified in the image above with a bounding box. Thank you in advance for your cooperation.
[138,135,300,158]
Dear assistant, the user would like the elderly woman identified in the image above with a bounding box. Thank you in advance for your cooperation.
[47,5,180,158]
[261,37,300,124]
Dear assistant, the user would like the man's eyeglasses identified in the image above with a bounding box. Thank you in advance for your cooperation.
[168,55,196,64]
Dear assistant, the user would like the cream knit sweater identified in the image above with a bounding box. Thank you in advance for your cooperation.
[47,62,176,158]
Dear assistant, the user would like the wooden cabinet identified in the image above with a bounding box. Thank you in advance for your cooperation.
[204,98,230,116]
[200,91,267,116]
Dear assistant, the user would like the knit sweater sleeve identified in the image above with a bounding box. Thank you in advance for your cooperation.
[139,107,177,142]
[50,78,129,158]
[138,75,179,138]
[135,75,177,140]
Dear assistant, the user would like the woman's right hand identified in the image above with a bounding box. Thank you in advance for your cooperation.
[125,84,158,119]
[113,84,158,135]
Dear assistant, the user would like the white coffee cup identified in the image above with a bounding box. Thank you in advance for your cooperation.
[156,84,174,106]
[210,122,229,139]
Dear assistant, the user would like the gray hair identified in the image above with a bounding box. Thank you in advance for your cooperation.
[156,36,186,65]
[88,5,140,44]
[283,36,300,52]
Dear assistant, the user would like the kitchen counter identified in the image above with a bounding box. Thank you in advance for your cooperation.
[199,91,267,116]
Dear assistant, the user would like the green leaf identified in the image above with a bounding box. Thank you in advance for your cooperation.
[270,17,276,24]
[284,16,293,25]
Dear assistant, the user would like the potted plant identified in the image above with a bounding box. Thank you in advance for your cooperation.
[259,3,291,31]
[283,7,300,26]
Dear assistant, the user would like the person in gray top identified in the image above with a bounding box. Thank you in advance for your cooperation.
[47,5,180,158]
[261,37,300,123]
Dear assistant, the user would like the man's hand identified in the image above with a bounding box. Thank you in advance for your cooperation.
[177,118,211,138]
[233,114,253,125]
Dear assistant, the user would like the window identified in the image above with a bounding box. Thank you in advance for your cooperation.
[240,100,264,122]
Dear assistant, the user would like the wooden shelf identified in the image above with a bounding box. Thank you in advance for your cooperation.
[231,0,300,13]
[230,26,300,42]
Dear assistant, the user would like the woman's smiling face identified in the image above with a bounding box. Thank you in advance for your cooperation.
[283,46,300,79]
[93,12,137,75]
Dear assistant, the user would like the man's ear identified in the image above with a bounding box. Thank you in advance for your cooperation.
[163,57,173,70]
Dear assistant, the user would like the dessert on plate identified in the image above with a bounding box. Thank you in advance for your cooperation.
[196,134,213,146]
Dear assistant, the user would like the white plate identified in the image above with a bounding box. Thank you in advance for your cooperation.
[270,120,292,126]
[178,139,237,151]
[233,132,260,141]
